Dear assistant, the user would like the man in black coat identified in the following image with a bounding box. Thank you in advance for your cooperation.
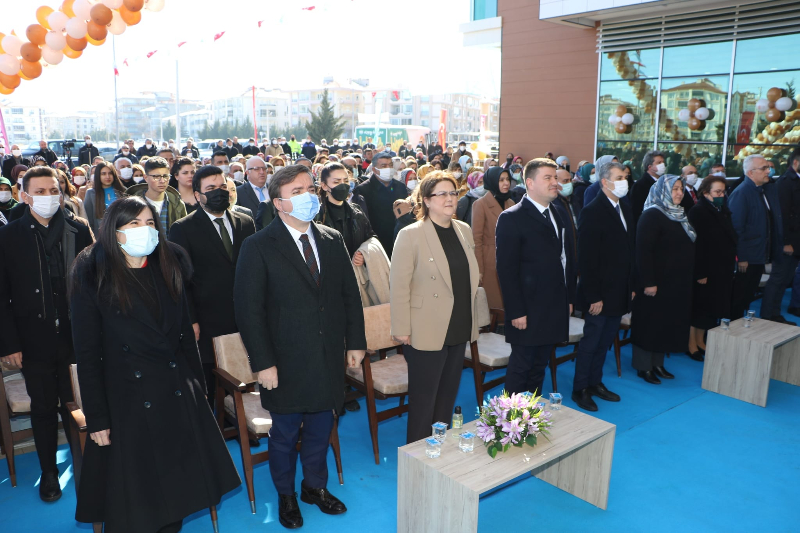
[0,167,93,502]
[223,139,239,160]
[778,148,800,316]
[169,165,256,406]
[301,136,317,160]
[234,165,366,528]
[496,159,576,398]
[631,150,665,226]
[232,136,244,154]
[1,145,31,181]
[136,138,158,159]
[181,139,200,159]
[242,138,260,156]
[572,162,634,412]
[34,140,58,166]
[77,136,99,166]
[352,152,409,258]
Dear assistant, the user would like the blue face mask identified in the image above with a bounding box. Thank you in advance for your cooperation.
[768,167,776,178]
[280,192,320,222]
[117,226,159,258]
[349,180,356,192]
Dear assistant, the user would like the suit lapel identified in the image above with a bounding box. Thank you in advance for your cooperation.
[270,219,320,291]
[521,197,560,249]
[422,218,453,293]
[229,211,244,263]
[196,208,233,264]
[242,183,259,211]
[312,223,330,288]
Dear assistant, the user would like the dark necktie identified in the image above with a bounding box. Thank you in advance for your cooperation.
[214,218,233,260]
[761,189,772,263]
[615,203,627,232]
[543,208,558,240]
[299,234,320,286]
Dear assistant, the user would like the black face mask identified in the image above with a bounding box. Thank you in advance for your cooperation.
[506,156,513,163]
[329,183,351,202]
[202,187,230,212]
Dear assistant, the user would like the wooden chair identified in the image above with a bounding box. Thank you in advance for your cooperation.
[344,303,408,465]
[213,333,344,515]
[0,364,33,488]
[548,316,586,393]
[613,313,632,377]
[463,287,510,406]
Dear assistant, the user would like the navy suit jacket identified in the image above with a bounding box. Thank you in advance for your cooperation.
[728,176,783,264]
[495,197,576,347]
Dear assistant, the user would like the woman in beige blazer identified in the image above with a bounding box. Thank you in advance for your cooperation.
[390,171,480,444]
[471,166,515,310]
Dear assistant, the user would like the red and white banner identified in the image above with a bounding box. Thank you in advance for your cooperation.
[438,109,447,149]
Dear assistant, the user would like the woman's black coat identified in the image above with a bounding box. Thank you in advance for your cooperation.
[70,243,240,532]
[631,208,696,353]
[688,195,737,329]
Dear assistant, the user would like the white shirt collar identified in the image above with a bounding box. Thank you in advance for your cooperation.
[283,218,313,242]
[203,206,228,223]
[607,194,619,207]
[524,194,550,213]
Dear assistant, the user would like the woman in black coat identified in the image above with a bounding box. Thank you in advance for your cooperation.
[631,175,696,384]
[70,196,240,533]
[687,176,737,359]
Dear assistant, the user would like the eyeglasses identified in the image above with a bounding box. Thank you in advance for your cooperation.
[754,166,770,172]
[148,174,170,181]
[249,167,267,172]
[429,191,459,198]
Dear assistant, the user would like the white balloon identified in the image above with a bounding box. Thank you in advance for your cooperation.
[755,99,770,113]
[102,0,124,8]
[0,54,21,76]
[47,11,70,32]
[621,113,635,125]
[775,97,794,112]
[73,0,93,20]
[145,0,166,12]
[1,35,22,57]
[694,107,709,121]
[45,31,67,51]
[65,18,88,39]
[107,10,126,35]
[677,109,691,122]
[608,115,618,125]
[41,45,64,65]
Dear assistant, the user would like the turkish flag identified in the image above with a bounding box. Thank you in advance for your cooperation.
[123,58,129,67]
[738,111,755,144]
[114,67,119,76]
[258,20,264,27]
[392,90,400,100]
[146,50,158,58]
[213,31,225,41]
[302,6,316,10]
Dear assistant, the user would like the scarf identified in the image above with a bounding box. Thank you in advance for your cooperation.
[594,155,617,178]
[579,164,595,182]
[484,167,511,206]
[643,174,697,242]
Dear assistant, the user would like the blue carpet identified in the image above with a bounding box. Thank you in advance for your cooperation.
[1,292,798,532]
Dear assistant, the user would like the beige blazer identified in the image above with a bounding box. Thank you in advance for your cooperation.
[390,217,480,351]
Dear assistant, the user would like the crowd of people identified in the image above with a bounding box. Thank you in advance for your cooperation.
[0,131,798,531]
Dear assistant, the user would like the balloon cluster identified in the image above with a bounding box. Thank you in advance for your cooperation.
[608,104,635,134]
[0,0,165,95]
[677,98,714,131]
[755,87,796,123]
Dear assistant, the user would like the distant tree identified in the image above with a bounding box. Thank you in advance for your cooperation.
[304,89,346,143]
[162,121,177,141]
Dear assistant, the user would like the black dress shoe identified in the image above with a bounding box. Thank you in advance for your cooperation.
[688,351,705,362]
[344,400,361,412]
[653,365,674,379]
[637,370,661,385]
[788,307,800,317]
[300,485,347,515]
[278,493,303,529]
[571,389,598,412]
[589,383,621,402]
[39,471,61,502]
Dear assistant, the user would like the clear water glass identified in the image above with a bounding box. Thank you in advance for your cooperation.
[425,437,441,458]
[721,318,730,330]
[432,422,447,443]
[459,432,475,453]
[549,392,563,410]
[747,310,756,321]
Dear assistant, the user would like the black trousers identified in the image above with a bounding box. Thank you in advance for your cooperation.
[505,344,553,397]
[20,339,75,475]
[404,343,465,444]
[573,314,622,392]
[731,264,765,321]
[631,345,665,371]
[268,410,334,495]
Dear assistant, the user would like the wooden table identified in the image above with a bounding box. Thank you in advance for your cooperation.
[397,407,615,533]
[702,317,800,407]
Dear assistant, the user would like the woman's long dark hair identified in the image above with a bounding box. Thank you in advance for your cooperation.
[72,196,183,313]
[317,162,351,226]
[93,162,127,220]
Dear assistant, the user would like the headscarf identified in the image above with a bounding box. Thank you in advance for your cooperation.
[578,163,595,182]
[509,163,523,183]
[458,155,472,170]
[643,174,697,242]
[11,165,28,183]
[400,168,416,185]
[417,164,434,181]
[482,159,496,172]
[594,155,617,179]
[467,171,483,190]
[484,166,512,206]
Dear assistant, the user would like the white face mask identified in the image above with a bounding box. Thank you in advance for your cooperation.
[122,150,130,156]
[73,175,86,186]
[685,173,698,187]
[219,165,230,174]
[12,149,22,157]
[712,171,726,178]
[473,185,487,197]
[133,174,144,183]
[459,147,466,152]
[655,162,666,176]
[377,168,394,182]
[0,191,12,203]
[146,143,152,148]
[559,182,573,197]
[28,194,61,219]
[0,148,4,156]
[169,142,174,148]
[607,179,629,198]
[406,180,418,190]
[233,171,244,181]
[120,167,133,179]
[589,173,598,184]
[453,172,462,179]
[85,140,92,145]
[693,177,703,190]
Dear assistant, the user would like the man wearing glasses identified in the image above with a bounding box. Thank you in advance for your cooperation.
[126,156,187,237]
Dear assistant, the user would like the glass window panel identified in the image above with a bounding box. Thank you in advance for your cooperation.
[735,34,800,74]
[662,42,732,78]
[655,143,724,178]
[601,49,661,81]
[659,76,729,143]
[726,144,799,178]
[598,81,658,142]
[595,141,653,182]
[727,71,800,146]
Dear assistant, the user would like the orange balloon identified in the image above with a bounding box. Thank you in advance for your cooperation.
[66,35,88,51]
[767,87,783,103]
[0,32,6,55]
[20,70,32,81]
[63,46,82,59]
[36,6,54,30]
[615,122,627,134]
[687,98,701,112]
[615,105,627,117]
[123,0,145,12]
[20,43,43,63]
[86,35,106,46]
[119,5,142,25]
[61,0,76,18]
[26,24,48,46]
[87,21,108,41]
[0,84,14,95]
[0,72,21,90]
[20,60,43,80]
[766,108,784,122]
[90,4,113,26]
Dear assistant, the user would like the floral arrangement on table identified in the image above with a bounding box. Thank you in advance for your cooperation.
[475,390,552,458]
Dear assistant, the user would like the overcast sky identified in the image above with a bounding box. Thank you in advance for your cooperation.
[1,0,501,112]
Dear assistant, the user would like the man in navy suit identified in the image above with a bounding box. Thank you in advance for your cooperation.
[572,162,634,411]
[496,158,576,398]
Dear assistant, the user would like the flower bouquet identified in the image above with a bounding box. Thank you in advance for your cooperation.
[475,390,552,458]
